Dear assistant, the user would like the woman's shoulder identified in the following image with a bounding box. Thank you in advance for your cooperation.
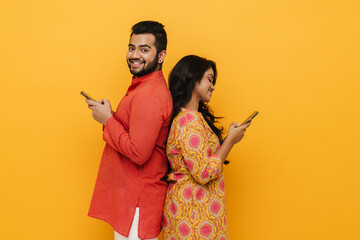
[172,108,203,129]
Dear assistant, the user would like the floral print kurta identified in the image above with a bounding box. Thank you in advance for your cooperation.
[163,108,228,240]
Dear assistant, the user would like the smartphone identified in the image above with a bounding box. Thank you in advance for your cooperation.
[241,111,259,125]
[80,91,95,101]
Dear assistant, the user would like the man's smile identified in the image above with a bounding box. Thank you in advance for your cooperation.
[130,59,145,68]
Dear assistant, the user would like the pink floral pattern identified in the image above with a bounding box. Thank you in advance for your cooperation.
[163,108,228,239]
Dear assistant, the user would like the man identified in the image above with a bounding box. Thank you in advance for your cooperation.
[86,21,172,240]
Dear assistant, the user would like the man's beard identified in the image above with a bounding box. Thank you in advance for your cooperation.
[128,55,159,78]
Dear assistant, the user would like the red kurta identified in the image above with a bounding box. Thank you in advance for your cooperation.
[88,70,172,239]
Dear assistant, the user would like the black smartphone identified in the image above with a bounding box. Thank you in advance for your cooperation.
[80,91,95,101]
[241,111,259,125]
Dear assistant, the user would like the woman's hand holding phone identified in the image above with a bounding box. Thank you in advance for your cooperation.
[227,122,251,145]
[215,122,251,163]
[226,111,258,144]
[215,112,257,163]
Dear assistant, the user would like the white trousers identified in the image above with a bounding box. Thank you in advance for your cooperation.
[114,207,158,240]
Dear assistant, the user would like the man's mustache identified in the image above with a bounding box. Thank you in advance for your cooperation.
[129,58,145,62]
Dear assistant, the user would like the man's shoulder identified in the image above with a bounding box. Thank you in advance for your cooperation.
[131,80,171,113]
[136,76,171,100]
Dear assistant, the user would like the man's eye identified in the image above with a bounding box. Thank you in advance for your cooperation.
[128,47,134,51]
[141,49,149,52]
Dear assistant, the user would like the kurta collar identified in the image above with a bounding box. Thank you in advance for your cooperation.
[181,107,202,116]
[131,70,164,86]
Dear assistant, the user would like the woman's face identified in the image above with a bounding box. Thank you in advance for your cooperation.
[193,68,215,103]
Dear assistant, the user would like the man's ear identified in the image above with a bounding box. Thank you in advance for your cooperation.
[158,50,167,64]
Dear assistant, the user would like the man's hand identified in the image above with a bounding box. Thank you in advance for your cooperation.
[86,98,113,125]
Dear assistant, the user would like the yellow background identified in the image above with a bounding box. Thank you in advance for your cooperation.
[1,0,359,239]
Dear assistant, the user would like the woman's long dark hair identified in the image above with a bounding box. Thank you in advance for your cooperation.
[169,55,228,164]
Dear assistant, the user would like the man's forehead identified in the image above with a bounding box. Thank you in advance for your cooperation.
[129,33,156,47]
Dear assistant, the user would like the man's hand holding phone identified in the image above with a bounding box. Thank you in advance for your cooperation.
[86,98,113,125]
[81,91,113,125]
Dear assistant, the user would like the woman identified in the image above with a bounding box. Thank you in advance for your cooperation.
[162,55,251,239]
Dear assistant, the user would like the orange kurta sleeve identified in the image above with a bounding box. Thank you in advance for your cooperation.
[103,94,165,166]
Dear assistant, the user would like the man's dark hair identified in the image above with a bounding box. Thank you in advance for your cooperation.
[131,21,167,54]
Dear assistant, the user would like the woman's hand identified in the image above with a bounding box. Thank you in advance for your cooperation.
[86,98,113,125]
[226,121,251,145]
[214,121,251,163]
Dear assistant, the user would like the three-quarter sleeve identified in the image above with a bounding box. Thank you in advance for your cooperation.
[177,113,222,185]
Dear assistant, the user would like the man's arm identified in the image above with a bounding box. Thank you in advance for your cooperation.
[103,94,165,165]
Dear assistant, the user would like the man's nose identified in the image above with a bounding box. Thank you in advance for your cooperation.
[130,49,140,59]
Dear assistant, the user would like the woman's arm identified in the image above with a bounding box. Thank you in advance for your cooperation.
[215,122,251,163]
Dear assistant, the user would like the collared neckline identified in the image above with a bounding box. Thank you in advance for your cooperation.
[181,107,202,116]
[131,70,163,85]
